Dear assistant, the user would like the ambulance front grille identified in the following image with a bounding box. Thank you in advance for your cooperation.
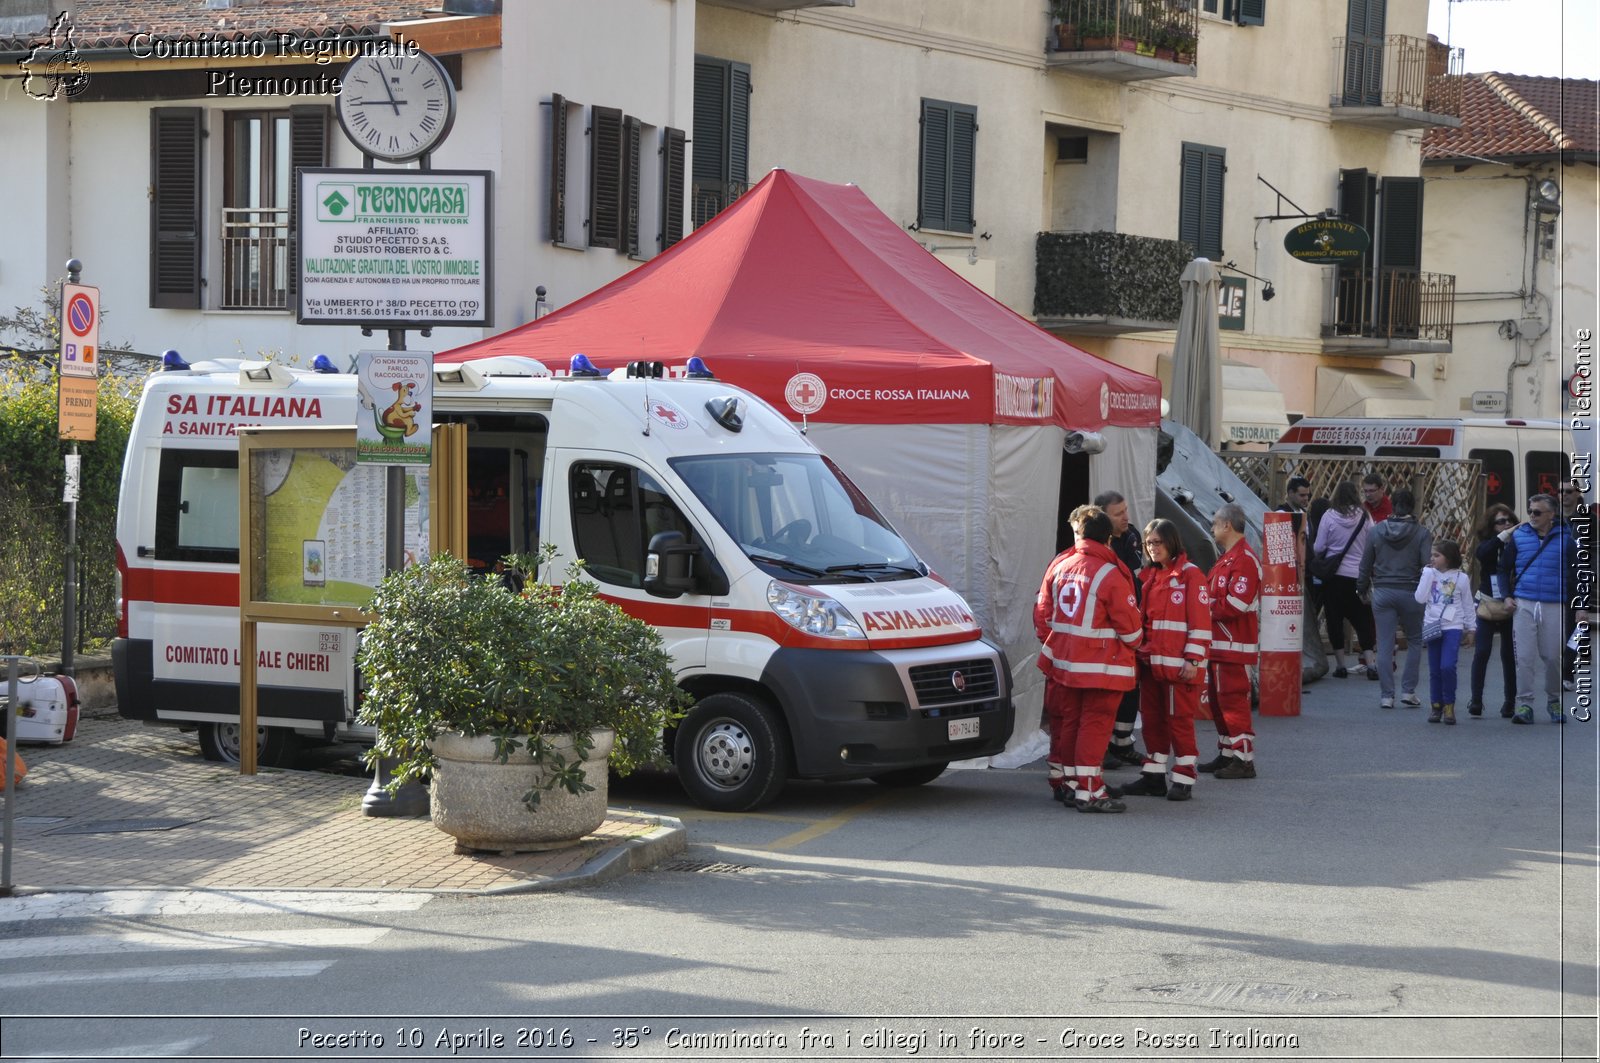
[907,659,999,707]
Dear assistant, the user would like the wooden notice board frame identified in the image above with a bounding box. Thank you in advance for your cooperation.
[235,423,467,774]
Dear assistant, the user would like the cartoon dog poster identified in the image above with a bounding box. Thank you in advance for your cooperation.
[355,350,433,465]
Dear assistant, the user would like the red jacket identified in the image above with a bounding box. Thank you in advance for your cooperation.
[1138,556,1212,683]
[1207,537,1261,664]
[1034,540,1143,690]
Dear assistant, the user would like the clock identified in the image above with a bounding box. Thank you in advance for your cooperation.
[336,51,456,162]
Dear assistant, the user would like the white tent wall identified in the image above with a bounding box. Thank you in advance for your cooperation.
[802,421,1159,768]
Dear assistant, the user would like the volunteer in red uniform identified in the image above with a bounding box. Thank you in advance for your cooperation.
[1201,502,1261,779]
[1119,518,1210,801]
[1034,509,1144,813]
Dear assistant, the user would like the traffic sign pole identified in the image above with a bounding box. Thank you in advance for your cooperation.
[59,259,87,678]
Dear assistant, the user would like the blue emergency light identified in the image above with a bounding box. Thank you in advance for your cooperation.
[569,353,603,377]
[311,354,339,374]
[685,357,716,379]
[161,349,190,371]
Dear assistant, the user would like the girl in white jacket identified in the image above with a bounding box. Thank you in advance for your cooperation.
[1415,539,1475,724]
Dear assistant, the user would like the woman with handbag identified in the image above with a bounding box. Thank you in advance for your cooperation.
[1311,481,1376,679]
[1415,539,1475,723]
[1467,505,1518,718]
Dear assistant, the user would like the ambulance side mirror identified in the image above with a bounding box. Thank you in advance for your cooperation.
[645,531,698,598]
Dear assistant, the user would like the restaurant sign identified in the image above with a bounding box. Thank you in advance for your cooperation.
[1282,219,1370,266]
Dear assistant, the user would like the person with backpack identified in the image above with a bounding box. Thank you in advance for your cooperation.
[1358,488,1433,710]
[1311,481,1376,679]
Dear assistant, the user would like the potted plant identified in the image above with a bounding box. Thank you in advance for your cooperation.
[1078,17,1115,50]
[358,550,689,853]
[1049,0,1077,50]
[1174,29,1197,65]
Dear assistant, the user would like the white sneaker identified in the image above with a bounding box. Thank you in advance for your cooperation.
[1399,693,1422,707]
[1380,696,1395,709]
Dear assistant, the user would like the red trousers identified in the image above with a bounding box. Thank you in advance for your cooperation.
[1204,660,1255,761]
[1138,662,1201,785]
[1045,683,1122,801]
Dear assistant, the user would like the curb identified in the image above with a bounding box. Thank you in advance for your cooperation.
[484,814,688,895]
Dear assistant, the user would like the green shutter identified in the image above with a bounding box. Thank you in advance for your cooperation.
[549,93,568,244]
[949,105,976,234]
[1378,175,1422,271]
[1178,142,1224,260]
[1201,148,1225,259]
[286,105,328,303]
[1238,0,1265,26]
[661,127,685,249]
[149,107,204,309]
[588,105,622,250]
[692,58,726,188]
[919,100,950,230]
[622,115,641,256]
[729,62,751,188]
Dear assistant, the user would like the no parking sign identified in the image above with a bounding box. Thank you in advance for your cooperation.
[58,283,100,380]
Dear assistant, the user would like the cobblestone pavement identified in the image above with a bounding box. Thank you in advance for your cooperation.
[1,714,684,895]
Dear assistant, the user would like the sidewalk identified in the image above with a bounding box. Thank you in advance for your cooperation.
[1,713,685,895]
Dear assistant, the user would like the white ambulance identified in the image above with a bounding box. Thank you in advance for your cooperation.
[1269,417,1571,513]
[113,354,1012,810]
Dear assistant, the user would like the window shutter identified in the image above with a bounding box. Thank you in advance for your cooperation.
[728,62,751,188]
[549,93,567,244]
[588,105,623,250]
[1378,175,1422,271]
[692,59,726,188]
[1237,0,1265,25]
[949,105,976,234]
[1202,0,1218,12]
[149,107,204,309]
[621,115,641,256]
[286,106,328,303]
[661,127,686,249]
[1178,142,1224,260]
[919,100,950,231]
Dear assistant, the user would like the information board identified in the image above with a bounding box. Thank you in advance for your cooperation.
[296,168,492,329]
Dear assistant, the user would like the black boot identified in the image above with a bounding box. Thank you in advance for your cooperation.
[1119,773,1169,798]
[1196,754,1231,774]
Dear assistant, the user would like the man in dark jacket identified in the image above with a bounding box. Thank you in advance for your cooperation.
[1358,488,1432,709]
[1500,493,1589,723]
[1094,490,1145,768]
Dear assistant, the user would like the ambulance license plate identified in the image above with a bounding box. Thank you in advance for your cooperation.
[948,718,980,741]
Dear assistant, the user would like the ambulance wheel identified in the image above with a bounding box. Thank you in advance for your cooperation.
[869,762,948,787]
[199,722,297,767]
[674,692,788,812]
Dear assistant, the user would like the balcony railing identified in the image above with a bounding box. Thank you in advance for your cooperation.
[221,206,290,311]
[1328,266,1455,343]
[1331,33,1463,127]
[1047,0,1198,80]
[692,178,748,230]
[1034,230,1188,331]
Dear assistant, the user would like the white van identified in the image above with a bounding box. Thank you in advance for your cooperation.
[113,355,1013,810]
[1269,418,1570,513]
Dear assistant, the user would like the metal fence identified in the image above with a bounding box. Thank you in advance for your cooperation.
[1220,452,1484,551]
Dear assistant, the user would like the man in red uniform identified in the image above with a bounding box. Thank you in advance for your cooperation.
[1361,473,1393,523]
[1201,503,1261,780]
[1035,510,1144,812]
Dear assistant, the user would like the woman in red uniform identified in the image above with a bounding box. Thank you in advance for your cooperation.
[1118,518,1211,802]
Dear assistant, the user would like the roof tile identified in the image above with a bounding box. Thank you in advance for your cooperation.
[1424,72,1598,160]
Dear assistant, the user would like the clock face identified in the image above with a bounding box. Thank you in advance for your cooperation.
[336,52,456,162]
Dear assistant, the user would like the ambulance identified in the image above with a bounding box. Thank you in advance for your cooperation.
[113,354,1013,810]
[1269,417,1571,513]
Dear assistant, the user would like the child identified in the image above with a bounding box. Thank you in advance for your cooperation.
[1415,540,1475,724]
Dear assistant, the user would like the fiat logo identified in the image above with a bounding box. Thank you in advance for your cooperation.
[951,670,966,692]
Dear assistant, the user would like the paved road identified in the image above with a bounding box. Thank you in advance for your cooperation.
[1,656,1594,1061]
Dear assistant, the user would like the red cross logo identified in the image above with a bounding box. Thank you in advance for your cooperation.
[653,403,680,425]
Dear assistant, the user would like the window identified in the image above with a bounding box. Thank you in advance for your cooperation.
[149,105,327,311]
[692,56,751,228]
[1470,448,1515,513]
[570,462,697,588]
[918,98,976,234]
[1202,0,1265,24]
[1179,142,1225,260]
[155,450,239,563]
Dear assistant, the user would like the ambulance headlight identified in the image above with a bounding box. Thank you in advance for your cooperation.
[766,581,866,639]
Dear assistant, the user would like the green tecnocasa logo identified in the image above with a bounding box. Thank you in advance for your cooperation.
[315,181,470,222]
[316,183,357,221]
[322,189,350,216]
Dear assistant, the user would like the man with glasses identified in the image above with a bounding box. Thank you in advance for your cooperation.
[1499,493,1588,723]
[1361,473,1393,523]
[1093,490,1146,770]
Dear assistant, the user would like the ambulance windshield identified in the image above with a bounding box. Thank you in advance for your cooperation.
[670,453,925,582]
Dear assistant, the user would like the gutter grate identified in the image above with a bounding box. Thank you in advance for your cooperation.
[652,859,754,874]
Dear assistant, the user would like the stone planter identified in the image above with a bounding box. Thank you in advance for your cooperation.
[430,728,614,853]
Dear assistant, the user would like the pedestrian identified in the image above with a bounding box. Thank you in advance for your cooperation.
[1200,503,1261,779]
[1093,490,1146,770]
[1033,508,1143,813]
[1118,518,1210,802]
[1312,480,1377,679]
[1305,494,1334,653]
[1500,493,1589,724]
[1358,488,1432,710]
[1039,502,1102,785]
[1361,473,1393,523]
[1415,539,1474,724]
[1467,504,1518,718]
[1278,476,1312,554]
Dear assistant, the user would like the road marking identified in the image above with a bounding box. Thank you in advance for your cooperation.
[0,890,433,922]
[759,794,900,852]
[0,927,389,960]
[0,960,335,989]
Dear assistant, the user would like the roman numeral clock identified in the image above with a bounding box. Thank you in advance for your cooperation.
[335,50,456,162]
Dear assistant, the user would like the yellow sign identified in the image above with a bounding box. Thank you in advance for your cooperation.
[57,373,97,440]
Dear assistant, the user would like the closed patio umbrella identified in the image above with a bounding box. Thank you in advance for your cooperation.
[1169,257,1223,449]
